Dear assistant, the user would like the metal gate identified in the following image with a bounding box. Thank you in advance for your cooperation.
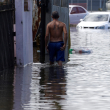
[52,0,69,63]
[0,0,15,71]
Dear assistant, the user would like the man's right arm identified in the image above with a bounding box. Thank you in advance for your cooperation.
[45,24,49,52]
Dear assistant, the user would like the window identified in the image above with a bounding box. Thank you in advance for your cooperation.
[83,14,109,22]
[78,7,86,13]
[70,7,78,14]
[69,7,71,13]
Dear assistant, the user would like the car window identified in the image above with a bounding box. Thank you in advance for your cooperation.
[83,14,109,22]
[77,7,86,13]
[69,7,71,13]
[70,7,78,14]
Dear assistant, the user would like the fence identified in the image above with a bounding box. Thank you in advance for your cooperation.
[69,0,108,11]
[52,0,70,62]
[0,0,15,71]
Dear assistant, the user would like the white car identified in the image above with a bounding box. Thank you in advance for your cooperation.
[76,12,110,29]
[69,5,89,25]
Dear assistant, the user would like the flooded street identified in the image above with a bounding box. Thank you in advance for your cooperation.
[1,27,110,110]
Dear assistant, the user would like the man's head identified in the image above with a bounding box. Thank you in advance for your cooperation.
[52,11,59,19]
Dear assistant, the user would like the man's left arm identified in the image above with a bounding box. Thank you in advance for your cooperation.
[61,23,67,51]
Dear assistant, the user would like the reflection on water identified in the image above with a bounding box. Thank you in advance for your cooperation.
[0,69,14,110]
[1,27,110,110]
[39,66,67,109]
[12,65,67,110]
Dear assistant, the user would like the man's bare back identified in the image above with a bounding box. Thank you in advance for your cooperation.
[47,20,65,42]
[45,19,67,42]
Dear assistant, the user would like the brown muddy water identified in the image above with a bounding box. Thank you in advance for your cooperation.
[0,27,110,110]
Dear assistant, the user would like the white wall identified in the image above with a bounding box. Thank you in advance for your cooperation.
[15,0,33,67]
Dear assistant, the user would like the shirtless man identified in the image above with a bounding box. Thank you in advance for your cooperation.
[45,11,67,66]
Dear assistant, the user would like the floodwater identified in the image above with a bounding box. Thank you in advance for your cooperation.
[0,27,110,110]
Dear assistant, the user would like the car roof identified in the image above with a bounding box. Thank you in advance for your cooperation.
[89,12,110,15]
[69,5,83,8]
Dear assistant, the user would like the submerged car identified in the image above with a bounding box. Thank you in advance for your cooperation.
[69,5,89,25]
[76,12,110,29]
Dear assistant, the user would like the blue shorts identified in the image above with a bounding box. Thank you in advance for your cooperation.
[48,41,65,62]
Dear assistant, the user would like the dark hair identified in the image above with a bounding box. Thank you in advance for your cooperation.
[52,11,59,19]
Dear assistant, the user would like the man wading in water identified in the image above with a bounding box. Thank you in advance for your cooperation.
[45,11,68,66]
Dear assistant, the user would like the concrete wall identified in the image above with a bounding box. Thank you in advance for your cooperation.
[15,0,33,67]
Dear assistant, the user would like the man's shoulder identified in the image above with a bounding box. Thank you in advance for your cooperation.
[59,21,66,25]
[47,21,65,27]
[47,21,53,27]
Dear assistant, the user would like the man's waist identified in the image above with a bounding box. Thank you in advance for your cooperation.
[49,41,63,43]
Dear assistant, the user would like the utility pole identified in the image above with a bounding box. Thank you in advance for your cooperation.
[100,0,101,8]
[91,0,92,12]
[40,0,45,63]
[87,0,88,10]
[37,0,48,63]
